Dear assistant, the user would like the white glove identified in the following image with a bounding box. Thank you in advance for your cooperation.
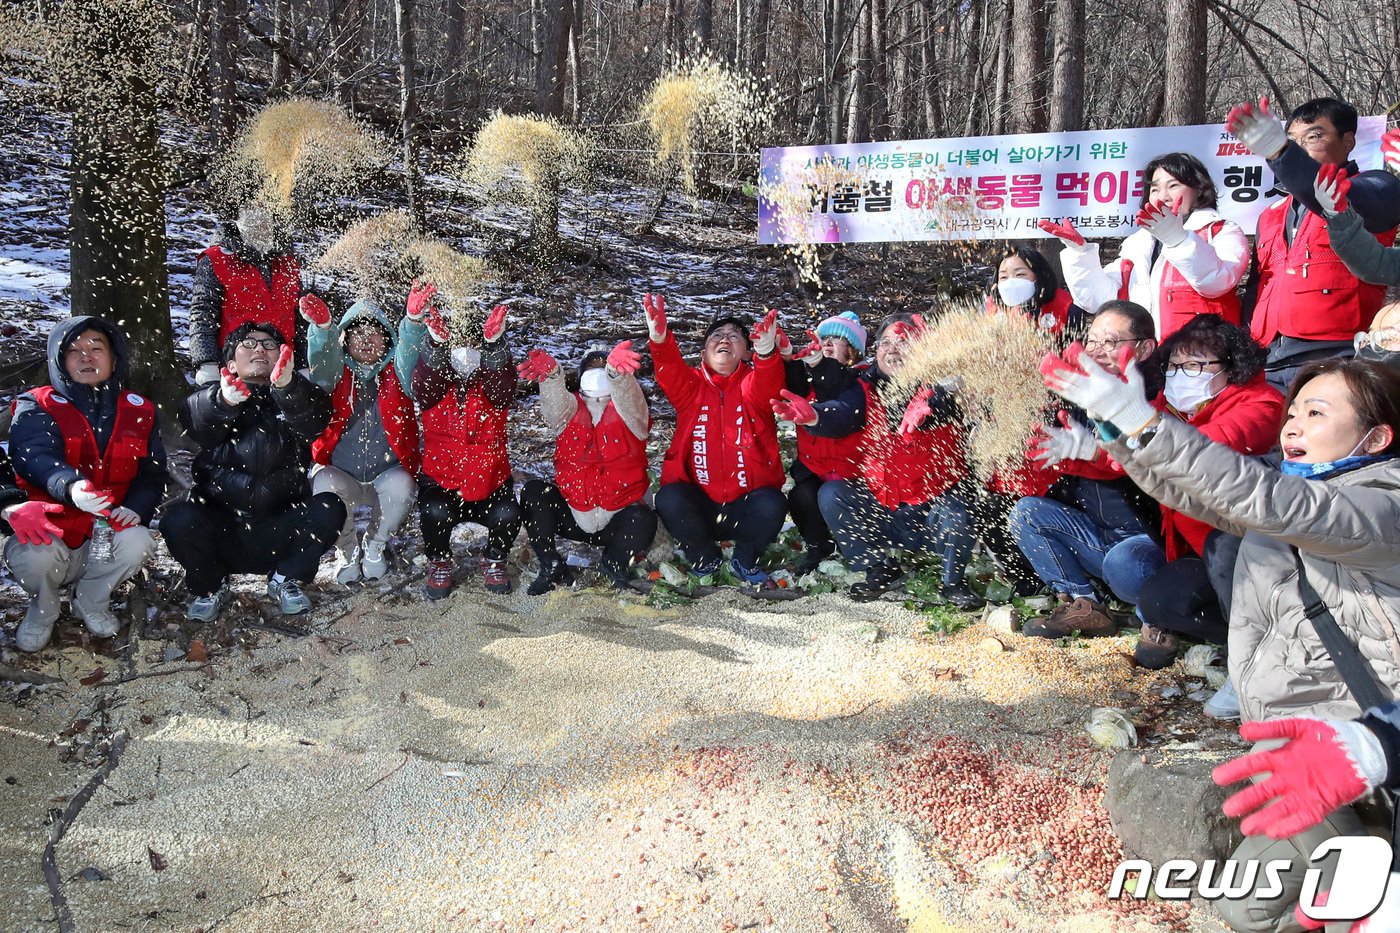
[1033,417,1098,466]
[751,308,779,357]
[1041,352,1159,437]
[108,505,142,530]
[219,368,251,407]
[643,293,667,343]
[1226,97,1288,160]
[195,362,221,386]
[70,480,114,515]
[1137,199,1190,248]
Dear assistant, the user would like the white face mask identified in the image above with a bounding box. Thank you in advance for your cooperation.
[1164,369,1219,412]
[579,368,611,399]
[450,346,481,378]
[997,277,1037,308]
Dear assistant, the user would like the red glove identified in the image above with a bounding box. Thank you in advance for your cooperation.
[607,339,641,376]
[795,329,822,361]
[4,501,63,546]
[106,506,142,531]
[1382,128,1400,173]
[771,388,818,426]
[1037,218,1086,246]
[751,307,779,356]
[775,326,794,360]
[270,343,295,389]
[899,387,934,436]
[483,304,508,343]
[424,306,451,344]
[299,294,331,328]
[515,349,558,382]
[406,279,437,323]
[219,367,251,406]
[890,314,928,343]
[1315,163,1351,216]
[1213,717,1387,839]
[643,293,667,342]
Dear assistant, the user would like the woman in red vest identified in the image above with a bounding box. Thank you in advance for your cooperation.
[1043,152,1250,340]
[414,303,522,597]
[6,316,166,651]
[983,245,1085,342]
[517,340,656,594]
[646,295,788,586]
[305,288,427,584]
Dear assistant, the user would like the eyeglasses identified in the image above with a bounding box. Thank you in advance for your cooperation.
[1356,328,1400,352]
[238,337,281,351]
[1083,336,1144,352]
[1288,129,1334,149]
[1165,359,1223,376]
[706,330,745,344]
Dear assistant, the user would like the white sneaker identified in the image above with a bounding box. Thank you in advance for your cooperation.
[16,602,58,652]
[1203,681,1241,720]
[360,539,388,580]
[188,585,230,623]
[334,547,363,585]
[76,604,122,638]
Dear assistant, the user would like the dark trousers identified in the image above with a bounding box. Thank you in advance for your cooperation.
[1137,531,1242,645]
[520,479,658,564]
[162,493,346,596]
[962,491,1041,590]
[787,468,835,559]
[654,482,787,567]
[418,477,522,562]
[818,478,972,586]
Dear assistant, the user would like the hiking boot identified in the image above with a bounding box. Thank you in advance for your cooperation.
[1134,623,1180,669]
[599,555,633,590]
[942,580,985,611]
[267,577,312,615]
[527,553,571,596]
[334,546,363,585]
[482,558,512,594]
[794,546,834,576]
[730,556,771,587]
[1203,681,1241,720]
[1022,596,1118,638]
[15,602,58,652]
[688,553,723,580]
[76,604,122,638]
[425,559,454,600]
[850,559,903,602]
[360,539,390,580]
[187,585,229,624]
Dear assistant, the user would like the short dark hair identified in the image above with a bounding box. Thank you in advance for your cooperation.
[1141,152,1218,210]
[873,311,919,347]
[702,316,752,348]
[989,245,1061,310]
[1287,98,1358,137]
[1286,358,1400,454]
[222,321,288,363]
[1149,315,1267,387]
[1094,300,1156,341]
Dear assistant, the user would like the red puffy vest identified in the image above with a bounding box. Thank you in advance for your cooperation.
[1250,198,1397,345]
[859,383,966,509]
[419,382,511,499]
[312,364,421,476]
[13,386,154,548]
[203,245,301,347]
[796,384,864,481]
[555,398,650,512]
[1158,220,1242,338]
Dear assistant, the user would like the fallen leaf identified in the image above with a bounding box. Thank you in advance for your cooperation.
[79,668,107,686]
[393,637,411,646]
[933,668,962,681]
[147,847,167,871]
[186,640,208,664]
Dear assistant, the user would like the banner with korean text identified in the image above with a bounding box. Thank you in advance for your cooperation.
[756,118,1388,244]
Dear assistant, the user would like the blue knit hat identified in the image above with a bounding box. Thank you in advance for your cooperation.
[815,311,867,356]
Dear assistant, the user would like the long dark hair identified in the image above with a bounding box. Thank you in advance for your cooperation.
[987,245,1061,312]
[1146,314,1267,387]
[1141,152,1219,210]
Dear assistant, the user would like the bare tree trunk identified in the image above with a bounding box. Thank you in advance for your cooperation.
[568,0,585,122]
[845,0,870,142]
[442,0,469,123]
[734,0,749,68]
[1164,0,1207,124]
[535,0,572,116]
[207,0,238,144]
[1009,0,1046,133]
[990,1,1010,135]
[270,0,292,93]
[334,0,365,111]
[752,0,772,75]
[1048,0,1083,131]
[867,0,887,139]
[396,0,420,222]
[695,0,713,52]
[962,0,987,136]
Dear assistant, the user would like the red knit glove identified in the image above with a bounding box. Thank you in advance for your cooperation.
[775,326,794,360]
[606,339,641,376]
[795,328,822,362]
[299,294,331,328]
[406,279,437,323]
[643,293,667,342]
[1315,163,1351,217]
[899,387,934,437]
[423,306,451,344]
[1383,129,1400,173]
[4,501,63,546]
[771,388,818,426]
[270,343,295,389]
[483,304,508,343]
[515,349,559,382]
[1038,217,1086,246]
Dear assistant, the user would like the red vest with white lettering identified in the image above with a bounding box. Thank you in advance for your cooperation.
[1250,198,1396,345]
[419,382,511,499]
[555,398,650,512]
[312,365,421,476]
[859,383,966,509]
[659,365,786,503]
[1158,220,1242,338]
[13,386,153,548]
[202,245,301,347]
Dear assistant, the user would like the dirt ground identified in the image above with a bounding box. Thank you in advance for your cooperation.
[0,553,1239,933]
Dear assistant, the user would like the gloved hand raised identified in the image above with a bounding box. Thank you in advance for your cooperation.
[795,329,822,364]
[643,293,667,342]
[195,362,221,386]
[1382,128,1400,173]
[775,326,794,360]
[750,308,779,357]
[1225,96,1288,159]
[423,306,451,344]
[1136,195,1189,248]
[1037,218,1086,247]
[771,389,818,426]
[299,294,331,328]
[607,339,642,376]
[219,366,251,406]
[270,343,295,389]
[1314,163,1351,217]
[2,501,63,546]
[483,304,508,343]
[406,279,437,323]
[515,349,559,383]
[899,386,934,437]
[1032,411,1099,466]
[1039,342,1158,436]
[70,480,114,515]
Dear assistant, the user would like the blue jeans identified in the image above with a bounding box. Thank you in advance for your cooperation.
[1009,496,1165,603]
[818,479,974,585]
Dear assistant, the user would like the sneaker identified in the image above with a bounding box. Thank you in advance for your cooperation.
[527,553,570,596]
[482,558,512,594]
[730,556,772,587]
[688,553,723,580]
[188,586,229,624]
[15,602,58,652]
[76,605,122,638]
[267,577,312,615]
[360,539,389,580]
[425,559,454,600]
[1134,623,1180,669]
[942,580,985,611]
[1022,596,1118,638]
[599,555,633,590]
[850,559,904,602]
[334,547,363,585]
[1203,681,1241,720]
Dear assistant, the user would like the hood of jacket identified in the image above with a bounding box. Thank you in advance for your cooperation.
[338,298,396,385]
[46,315,128,402]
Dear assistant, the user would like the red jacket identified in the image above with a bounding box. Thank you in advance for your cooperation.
[652,334,786,503]
[202,245,301,348]
[555,398,650,512]
[984,287,1079,336]
[1159,375,1284,560]
[1250,197,1396,345]
[13,386,155,548]
[312,365,421,476]
[859,382,966,509]
[1159,220,1242,338]
[420,381,511,500]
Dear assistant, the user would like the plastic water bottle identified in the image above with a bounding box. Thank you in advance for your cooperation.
[89,518,114,563]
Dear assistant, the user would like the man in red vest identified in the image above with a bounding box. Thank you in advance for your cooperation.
[305,288,427,584]
[1227,97,1400,393]
[5,316,166,651]
[188,203,322,385]
[517,339,656,594]
[415,302,522,597]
